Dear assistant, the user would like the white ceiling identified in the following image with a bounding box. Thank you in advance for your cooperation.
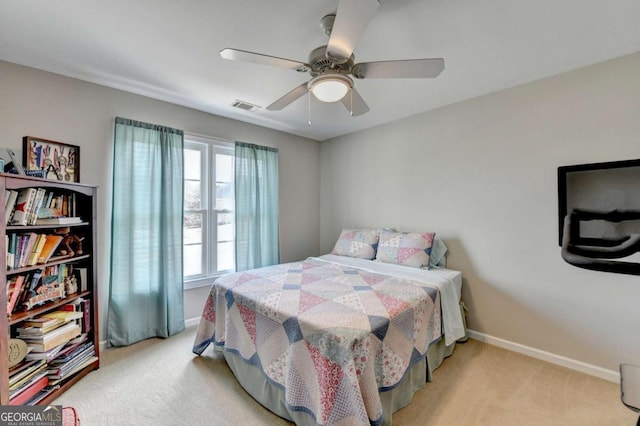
[1,1,639,141]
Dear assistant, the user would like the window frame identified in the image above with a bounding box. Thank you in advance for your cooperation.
[183,134,235,290]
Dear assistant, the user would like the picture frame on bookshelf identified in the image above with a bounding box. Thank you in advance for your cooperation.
[0,148,26,175]
[23,136,80,183]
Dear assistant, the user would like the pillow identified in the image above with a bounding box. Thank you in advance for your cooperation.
[429,238,448,268]
[375,230,435,268]
[331,229,379,259]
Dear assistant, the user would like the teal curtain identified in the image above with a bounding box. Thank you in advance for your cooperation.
[235,142,279,271]
[108,117,185,347]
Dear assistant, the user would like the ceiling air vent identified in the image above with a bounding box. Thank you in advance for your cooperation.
[230,100,261,111]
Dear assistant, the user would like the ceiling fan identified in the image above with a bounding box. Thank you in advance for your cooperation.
[220,0,444,118]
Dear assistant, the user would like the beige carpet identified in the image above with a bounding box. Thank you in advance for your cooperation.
[54,325,636,425]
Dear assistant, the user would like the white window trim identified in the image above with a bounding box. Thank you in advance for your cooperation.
[183,133,234,291]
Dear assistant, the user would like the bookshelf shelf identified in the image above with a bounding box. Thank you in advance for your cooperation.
[8,291,91,326]
[6,254,91,276]
[0,173,99,405]
[6,222,90,232]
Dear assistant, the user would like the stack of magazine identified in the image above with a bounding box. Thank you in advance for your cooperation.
[46,340,96,382]
[8,359,48,405]
[9,308,97,404]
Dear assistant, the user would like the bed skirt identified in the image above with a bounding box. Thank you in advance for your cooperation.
[222,338,456,426]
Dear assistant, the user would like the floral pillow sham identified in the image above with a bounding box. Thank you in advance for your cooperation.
[375,229,435,268]
[331,229,380,260]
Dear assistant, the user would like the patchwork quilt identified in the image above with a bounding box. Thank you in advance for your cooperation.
[193,258,442,426]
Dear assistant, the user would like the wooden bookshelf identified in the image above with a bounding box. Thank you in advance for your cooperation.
[0,173,99,405]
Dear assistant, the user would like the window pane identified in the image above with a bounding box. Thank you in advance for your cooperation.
[216,153,233,182]
[216,182,234,210]
[184,244,202,276]
[184,181,201,210]
[184,148,201,180]
[218,221,234,242]
[184,213,203,244]
[217,241,234,271]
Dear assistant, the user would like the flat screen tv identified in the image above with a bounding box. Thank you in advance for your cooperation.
[557,158,640,275]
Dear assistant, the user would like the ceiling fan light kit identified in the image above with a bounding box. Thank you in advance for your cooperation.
[309,74,352,103]
[219,0,444,120]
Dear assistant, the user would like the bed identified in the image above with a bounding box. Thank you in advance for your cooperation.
[193,230,465,426]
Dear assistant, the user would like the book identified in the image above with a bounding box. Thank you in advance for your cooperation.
[6,277,16,312]
[37,235,64,264]
[12,235,23,269]
[10,374,48,405]
[4,189,18,225]
[25,323,81,353]
[24,343,66,362]
[42,310,83,322]
[28,188,47,225]
[37,206,61,219]
[48,351,95,380]
[10,369,48,398]
[35,216,82,225]
[7,233,16,269]
[10,188,38,225]
[12,235,22,269]
[50,342,93,365]
[7,275,26,314]
[48,356,98,386]
[48,344,95,377]
[6,277,13,310]
[17,320,67,336]
[59,301,78,312]
[20,271,42,305]
[19,322,78,342]
[9,359,40,379]
[9,359,47,389]
[44,191,54,209]
[79,299,91,332]
[27,234,47,266]
[66,333,88,346]
[18,232,38,268]
[21,316,64,329]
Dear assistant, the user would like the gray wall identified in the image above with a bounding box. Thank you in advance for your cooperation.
[0,60,321,341]
[320,52,640,372]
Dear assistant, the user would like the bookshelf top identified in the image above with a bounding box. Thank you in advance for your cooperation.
[1,173,97,195]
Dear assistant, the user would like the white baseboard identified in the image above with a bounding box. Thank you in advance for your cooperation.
[185,317,201,328]
[467,329,619,383]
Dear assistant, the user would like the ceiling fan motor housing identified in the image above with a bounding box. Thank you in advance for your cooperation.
[308,46,354,78]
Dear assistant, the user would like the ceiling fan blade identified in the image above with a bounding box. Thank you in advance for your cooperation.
[220,48,309,72]
[341,87,369,116]
[266,82,310,111]
[326,0,379,64]
[352,58,445,79]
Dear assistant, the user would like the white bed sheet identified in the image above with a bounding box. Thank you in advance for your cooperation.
[315,254,465,346]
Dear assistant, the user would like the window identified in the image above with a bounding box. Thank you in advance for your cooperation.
[183,135,235,289]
